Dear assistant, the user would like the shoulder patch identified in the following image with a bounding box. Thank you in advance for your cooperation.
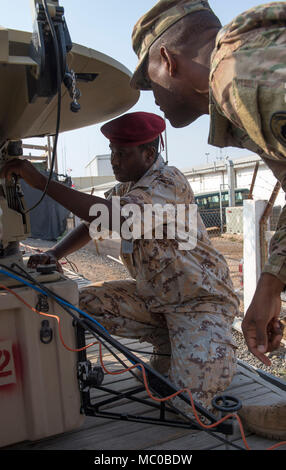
[270,111,286,147]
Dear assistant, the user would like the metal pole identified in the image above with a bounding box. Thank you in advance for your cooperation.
[227,159,235,207]
[220,183,229,234]
[52,135,59,174]
[47,136,52,170]
[164,118,168,165]
[259,181,282,269]
[248,161,259,200]
[219,185,223,234]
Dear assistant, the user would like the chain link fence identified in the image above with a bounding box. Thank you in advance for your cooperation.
[198,205,244,237]
[195,188,249,237]
[199,197,283,317]
[198,203,282,238]
[198,208,226,236]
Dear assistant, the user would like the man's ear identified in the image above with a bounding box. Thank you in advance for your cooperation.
[143,146,156,165]
[160,46,177,76]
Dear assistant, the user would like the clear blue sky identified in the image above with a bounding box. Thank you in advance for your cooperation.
[1,0,265,176]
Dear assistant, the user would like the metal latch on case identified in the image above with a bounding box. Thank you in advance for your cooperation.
[40,320,53,344]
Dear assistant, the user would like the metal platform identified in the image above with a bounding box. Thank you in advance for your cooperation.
[3,268,286,451]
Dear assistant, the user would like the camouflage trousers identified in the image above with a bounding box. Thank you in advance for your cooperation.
[79,279,237,418]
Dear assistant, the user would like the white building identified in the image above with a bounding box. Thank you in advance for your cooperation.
[183,154,285,208]
[76,153,284,235]
[80,153,285,210]
[85,154,113,177]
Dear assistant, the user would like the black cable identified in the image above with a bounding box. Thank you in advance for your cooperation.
[1,263,244,449]
[5,263,148,384]
[24,0,62,214]
[63,257,79,273]
[1,263,78,324]
[12,263,168,357]
[128,348,171,357]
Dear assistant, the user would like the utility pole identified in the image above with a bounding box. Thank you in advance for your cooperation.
[227,159,235,207]
[164,118,168,165]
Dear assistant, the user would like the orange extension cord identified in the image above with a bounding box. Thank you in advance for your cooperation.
[1,283,286,452]
[0,283,97,353]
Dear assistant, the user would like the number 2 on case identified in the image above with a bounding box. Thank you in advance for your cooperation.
[0,350,12,378]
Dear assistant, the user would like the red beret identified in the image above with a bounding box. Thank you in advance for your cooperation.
[100,112,166,147]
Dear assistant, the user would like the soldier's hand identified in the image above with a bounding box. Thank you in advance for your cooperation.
[27,250,63,273]
[242,273,284,366]
[0,158,46,190]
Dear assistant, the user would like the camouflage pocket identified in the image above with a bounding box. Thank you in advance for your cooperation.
[270,111,286,149]
[232,77,286,159]
[232,78,264,150]
[201,338,237,395]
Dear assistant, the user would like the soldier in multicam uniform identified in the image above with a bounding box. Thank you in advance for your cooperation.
[1,111,240,423]
[130,0,286,439]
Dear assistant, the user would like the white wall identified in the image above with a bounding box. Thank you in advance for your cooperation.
[187,170,226,194]
[83,155,286,210]
[236,166,285,207]
[96,156,113,177]
[185,158,285,209]
[85,154,113,177]
[243,200,268,313]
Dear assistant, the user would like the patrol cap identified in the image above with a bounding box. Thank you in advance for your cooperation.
[131,0,213,90]
[100,112,166,147]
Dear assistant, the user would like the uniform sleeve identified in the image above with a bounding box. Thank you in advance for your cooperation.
[209,114,286,284]
[256,153,286,284]
[81,184,121,250]
[209,8,286,283]
[262,204,286,284]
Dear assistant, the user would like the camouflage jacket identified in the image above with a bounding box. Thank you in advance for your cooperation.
[103,156,239,324]
[209,2,286,282]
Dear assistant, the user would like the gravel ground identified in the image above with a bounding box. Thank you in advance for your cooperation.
[21,235,286,383]
[232,329,286,381]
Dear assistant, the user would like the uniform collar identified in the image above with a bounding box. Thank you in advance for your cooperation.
[131,154,165,190]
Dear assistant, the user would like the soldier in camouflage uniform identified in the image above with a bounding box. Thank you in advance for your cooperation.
[80,112,240,419]
[1,111,240,421]
[130,0,286,439]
